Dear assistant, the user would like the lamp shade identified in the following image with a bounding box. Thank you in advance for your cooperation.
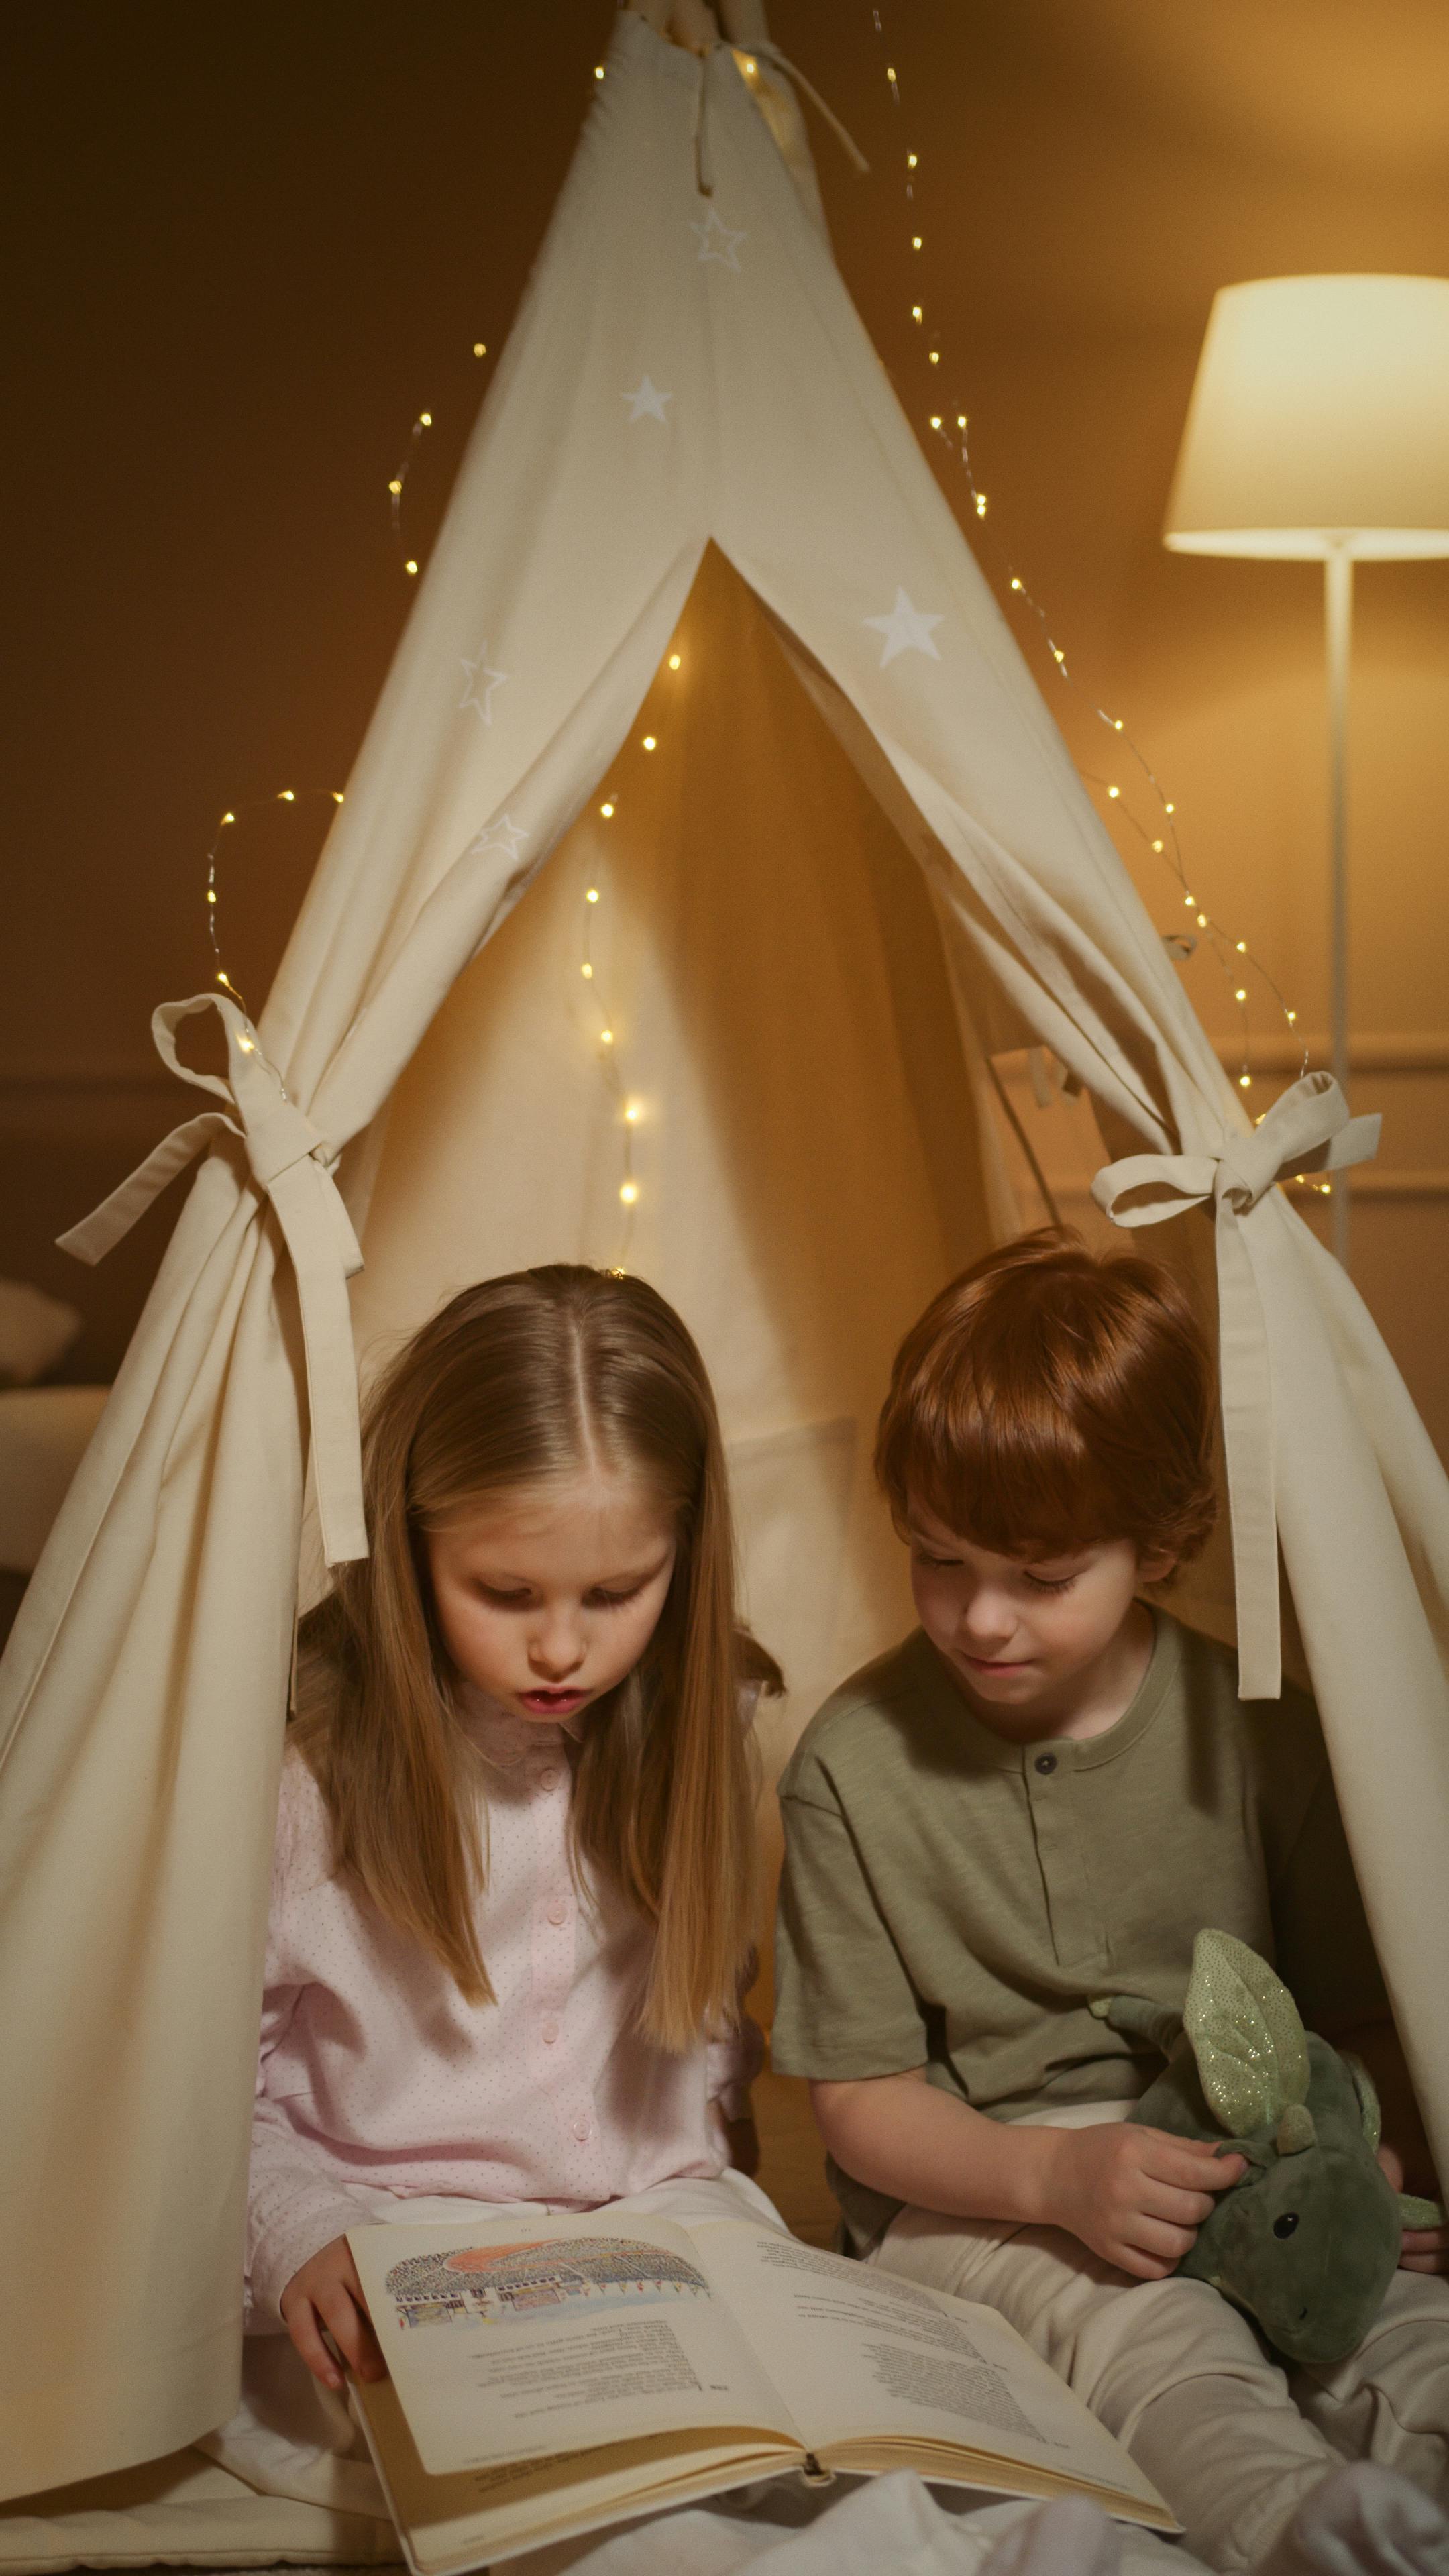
[1164,274,1449,561]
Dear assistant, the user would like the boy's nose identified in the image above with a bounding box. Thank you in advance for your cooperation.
[960,1593,1015,1645]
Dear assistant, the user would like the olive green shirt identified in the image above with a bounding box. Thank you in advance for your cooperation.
[773,1613,1387,2248]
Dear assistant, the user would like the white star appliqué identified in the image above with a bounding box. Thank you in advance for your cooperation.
[459,641,508,727]
[864,588,944,669]
[690,207,747,271]
[623,376,672,425]
[468,812,529,864]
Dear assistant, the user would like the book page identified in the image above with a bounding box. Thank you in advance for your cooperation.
[355,2374,798,2576]
[681,2221,1171,2522]
[349,2212,799,2480]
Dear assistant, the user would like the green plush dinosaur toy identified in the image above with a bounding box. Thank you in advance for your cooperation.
[1091,1929,1443,2368]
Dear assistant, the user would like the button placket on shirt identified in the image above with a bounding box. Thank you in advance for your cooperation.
[527,1747,600,2161]
[1022,1739,1104,1973]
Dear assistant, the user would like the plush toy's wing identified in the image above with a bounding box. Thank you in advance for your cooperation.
[1182,1929,1310,2136]
[1399,2192,1447,2230]
[1342,2051,1382,2151]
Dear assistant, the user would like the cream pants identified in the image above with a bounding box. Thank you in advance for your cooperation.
[871,2204,1449,2575]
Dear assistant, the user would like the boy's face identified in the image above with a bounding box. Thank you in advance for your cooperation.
[906,1498,1173,1741]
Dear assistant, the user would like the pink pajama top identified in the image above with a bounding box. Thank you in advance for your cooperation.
[246,1689,761,2327]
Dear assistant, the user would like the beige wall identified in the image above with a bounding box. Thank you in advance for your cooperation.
[5,1,1446,1445]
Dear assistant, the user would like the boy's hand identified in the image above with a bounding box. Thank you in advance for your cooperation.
[1040,2124,1246,2280]
[1376,2141,1449,2275]
[280,2235,388,2391]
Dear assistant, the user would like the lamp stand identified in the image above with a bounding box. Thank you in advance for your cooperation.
[1324,539,1354,1269]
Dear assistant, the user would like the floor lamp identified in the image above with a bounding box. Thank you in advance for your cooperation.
[1162,274,1449,1269]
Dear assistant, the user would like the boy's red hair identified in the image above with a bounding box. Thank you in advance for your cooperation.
[875,1229,1218,1568]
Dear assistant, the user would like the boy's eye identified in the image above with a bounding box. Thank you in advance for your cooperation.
[1024,1570,1077,1594]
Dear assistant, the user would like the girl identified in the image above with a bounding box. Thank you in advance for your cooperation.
[242,1263,782,2416]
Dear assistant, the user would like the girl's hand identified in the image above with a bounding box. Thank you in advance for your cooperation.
[280,2235,387,2391]
[1040,2123,1246,2281]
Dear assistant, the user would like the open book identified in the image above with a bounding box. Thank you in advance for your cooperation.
[347,2208,1175,2571]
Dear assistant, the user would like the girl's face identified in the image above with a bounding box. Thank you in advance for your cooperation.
[907,1497,1174,1740]
[425,1468,678,1725]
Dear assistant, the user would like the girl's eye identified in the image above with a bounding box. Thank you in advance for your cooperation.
[478,1584,532,1608]
[1024,1571,1077,1594]
[589,1583,644,1609]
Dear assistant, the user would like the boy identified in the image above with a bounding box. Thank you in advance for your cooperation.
[773,1232,1448,2576]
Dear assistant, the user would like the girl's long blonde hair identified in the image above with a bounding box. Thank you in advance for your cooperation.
[293,1265,779,2052]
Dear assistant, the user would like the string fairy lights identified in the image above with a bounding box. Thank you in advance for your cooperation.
[569,641,688,1260]
[204,787,344,1022]
[865,5,1326,1178]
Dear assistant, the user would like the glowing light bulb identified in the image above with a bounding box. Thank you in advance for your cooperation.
[1010,577,1023,592]
[237,1034,256,1054]
[599,801,615,818]
[886,65,897,80]
[1239,1073,1252,1089]
[1236,941,1246,953]
[405,559,418,575]
[217,971,233,988]
[581,963,594,980]
[600,1028,614,1046]
[974,492,987,515]
[930,413,942,429]
[388,477,402,495]
[278,790,295,802]
[1113,718,1124,731]
[594,63,604,78]
[1287,1010,1297,1024]
[619,1180,639,1205]
[1183,894,1195,908]
[911,305,923,323]
[1165,802,1175,814]
[907,152,918,168]
[332,790,344,804]
[1052,647,1065,664]
[206,888,217,904]
[956,413,967,429]
[667,653,681,669]
[1151,839,1164,853]
[1107,784,1120,800]
[625,1102,641,1124]
[473,342,486,356]
[912,235,922,250]
[221,812,235,825]
[586,886,600,903]
[1236,988,1248,1003]
[419,412,432,427]
[928,350,941,364]
[642,734,657,751]
[1197,913,1208,928]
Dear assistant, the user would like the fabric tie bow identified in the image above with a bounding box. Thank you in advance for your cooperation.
[1091,1071,1381,1699]
[58,993,368,1565]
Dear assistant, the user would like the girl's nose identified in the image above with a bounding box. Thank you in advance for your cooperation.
[527,1619,586,1682]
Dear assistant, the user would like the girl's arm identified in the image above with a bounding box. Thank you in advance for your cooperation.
[706,1953,765,2173]
[811,2068,1243,2279]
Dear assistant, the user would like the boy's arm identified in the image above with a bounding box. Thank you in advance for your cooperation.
[812,2068,1244,2281]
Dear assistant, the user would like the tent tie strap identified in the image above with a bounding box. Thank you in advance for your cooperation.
[58,991,368,1568]
[1091,1070,1380,1702]
[695,38,869,197]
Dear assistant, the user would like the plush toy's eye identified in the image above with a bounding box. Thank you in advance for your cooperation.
[1273,2212,1299,2239]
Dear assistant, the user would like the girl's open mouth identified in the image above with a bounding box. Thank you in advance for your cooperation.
[519,1687,588,1713]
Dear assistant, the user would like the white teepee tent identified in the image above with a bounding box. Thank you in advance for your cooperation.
[2,0,1447,2503]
